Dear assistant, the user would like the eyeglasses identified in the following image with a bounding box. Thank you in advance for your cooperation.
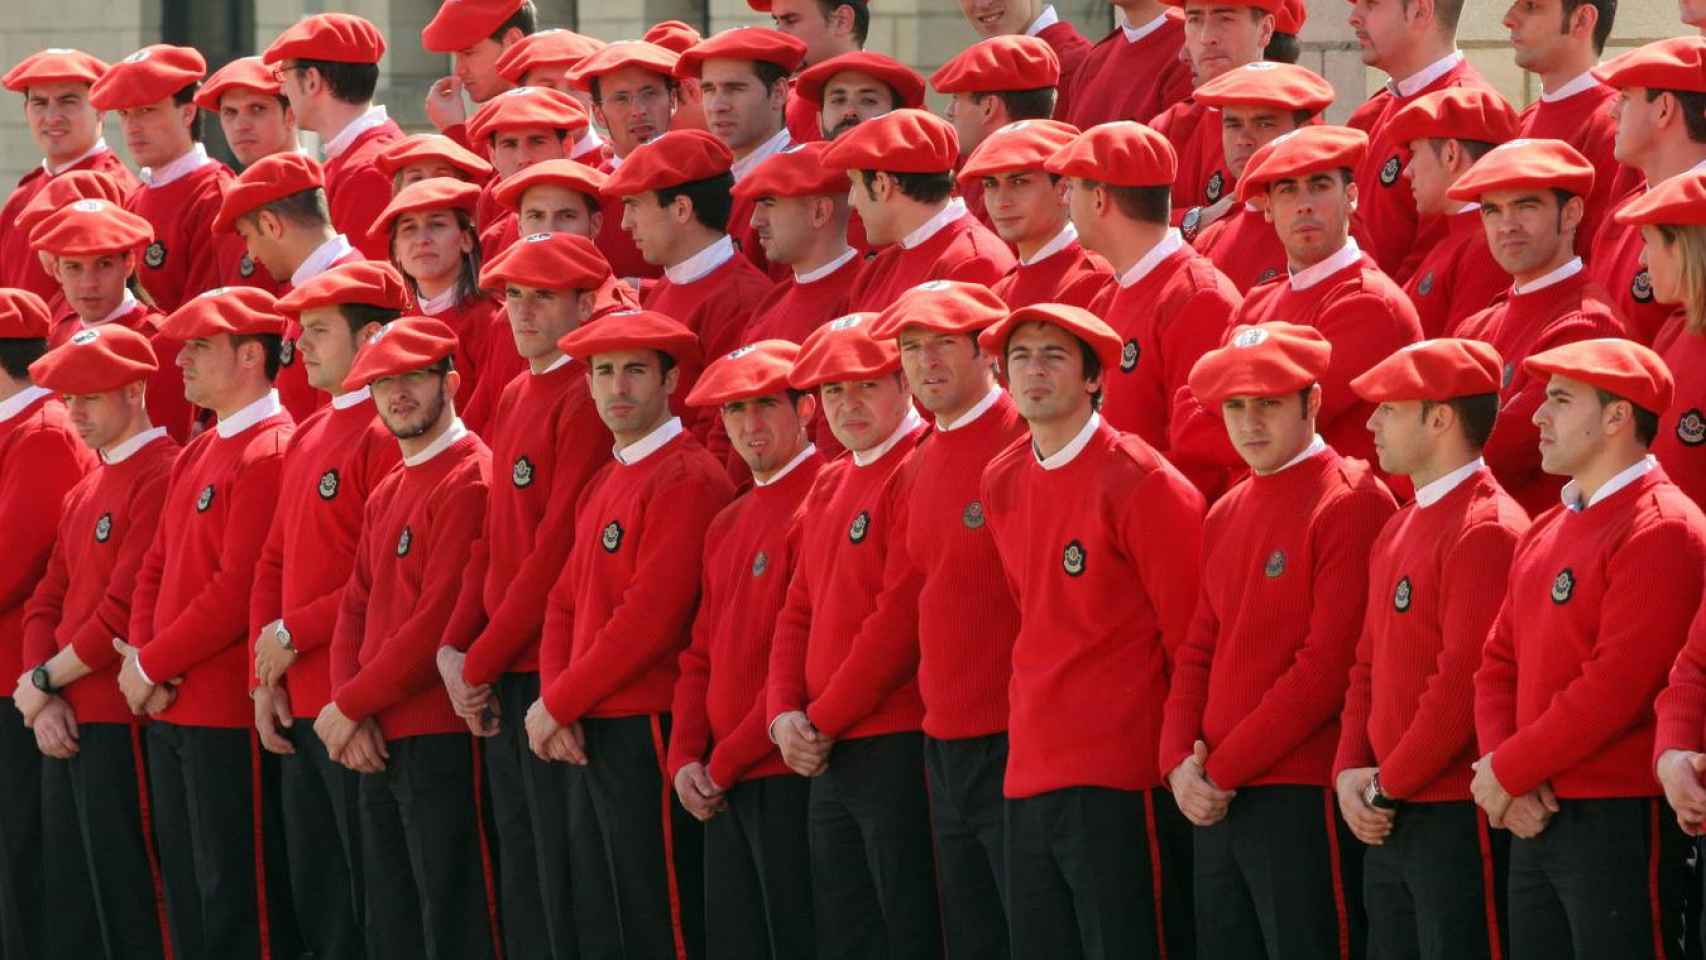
[270,64,309,84]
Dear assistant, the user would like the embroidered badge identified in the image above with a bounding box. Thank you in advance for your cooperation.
[279,339,294,366]
[317,470,339,500]
[238,253,256,278]
[1120,339,1140,373]
[1256,267,1280,284]
[1677,408,1706,447]
[752,550,769,577]
[144,241,166,269]
[1062,539,1086,577]
[94,512,112,543]
[70,328,100,345]
[1205,170,1225,203]
[848,510,870,543]
[1417,272,1435,297]
[1632,269,1654,304]
[601,520,623,553]
[195,484,214,513]
[513,455,535,488]
[1550,567,1575,604]
[396,526,412,557]
[1233,327,1269,349]
[1393,575,1412,612]
[962,500,985,530]
[1379,155,1402,186]
[1264,548,1286,578]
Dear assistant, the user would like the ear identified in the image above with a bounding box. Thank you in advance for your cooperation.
[1569,3,1597,41]
[1256,11,1276,48]
[576,289,599,316]
[1345,179,1359,213]
[662,363,682,396]
[444,368,463,401]
[669,194,696,225]
[1305,382,1324,420]
[1054,177,1072,206]
[178,100,198,131]
[830,1,855,37]
[1561,194,1585,235]
[43,253,61,278]
[589,209,604,235]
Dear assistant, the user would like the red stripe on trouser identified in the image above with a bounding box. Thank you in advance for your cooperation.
[649,715,689,960]
[130,723,175,960]
[1649,799,1665,960]
[1474,810,1503,960]
[247,730,273,960]
[1142,791,1168,960]
[470,737,506,960]
[1321,789,1350,960]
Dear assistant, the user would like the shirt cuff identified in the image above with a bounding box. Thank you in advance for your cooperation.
[133,651,155,687]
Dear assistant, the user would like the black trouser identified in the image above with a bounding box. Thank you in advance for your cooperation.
[1006,784,1191,960]
[41,721,168,960]
[1509,796,1689,959]
[809,731,941,960]
[1363,799,1508,960]
[484,672,553,959]
[0,699,40,960]
[359,732,498,960]
[525,716,608,960]
[1194,784,1366,959]
[565,713,704,960]
[705,773,814,960]
[280,716,364,959]
[924,732,1009,960]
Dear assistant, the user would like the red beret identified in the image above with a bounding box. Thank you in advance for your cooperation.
[1523,337,1674,414]
[1350,338,1504,402]
[821,108,958,174]
[193,56,280,111]
[0,289,53,340]
[565,42,680,92]
[29,323,159,394]
[495,29,608,85]
[276,261,411,319]
[1188,322,1333,405]
[1593,37,1706,94]
[264,14,387,66]
[1615,170,1706,227]
[1445,138,1595,203]
[795,51,927,109]
[374,134,495,182]
[676,28,808,80]
[977,302,1124,373]
[493,158,609,210]
[1194,61,1335,114]
[644,21,704,55]
[1275,0,1307,33]
[157,286,288,340]
[3,49,108,92]
[1044,120,1176,187]
[730,142,847,199]
[422,0,524,53]
[686,339,802,406]
[29,199,154,257]
[342,317,460,392]
[556,309,702,366]
[959,119,1081,182]
[930,36,1060,95]
[212,152,325,235]
[15,170,127,239]
[1383,86,1521,148]
[479,231,614,291]
[789,313,899,388]
[89,45,206,111]
[869,280,1008,339]
[1236,125,1368,203]
[466,87,590,148]
[370,177,483,243]
[603,129,733,196]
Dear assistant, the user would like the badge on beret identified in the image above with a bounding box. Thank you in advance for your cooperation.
[1264,548,1286,578]
[144,241,167,270]
[1393,575,1412,612]
[726,344,757,360]
[1233,327,1269,349]
[94,512,113,543]
[123,49,152,64]
[829,314,865,331]
[601,520,623,553]
[317,470,339,500]
[513,455,535,488]
[279,339,295,367]
[1062,539,1086,577]
[1256,267,1280,285]
[71,199,106,213]
[1550,567,1574,604]
[70,328,100,346]
[239,253,256,278]
[396,525,412,557]
[1379,155,1401,187]
[751,550,769,577]
[195,484,214,513]
[1120,339,1139,373]
[1205,171,1224,203]
[1417,272,1435,297]
[1632,269,1654,304]
[1677,409,1706,447]
[848,510,870,544]
[962,500,985,530]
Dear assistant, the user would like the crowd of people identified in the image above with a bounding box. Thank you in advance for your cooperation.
[5,0,1706,957]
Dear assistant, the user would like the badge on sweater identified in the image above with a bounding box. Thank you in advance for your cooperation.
[848,511,871,543]
[396,525,412,557]
[94,512,113,543]
[1632,270,1654,304]
[195,484,214,512]
[1380,155,1401,186]
[752,550,769,577]
[1062,539,1086,577]
[513,455,535,488]
[1256,268,1279,285]
[144,241,166,270]
[1550,567,1574,604]
[962,500,985,529]
[238,253,256,278]
[1264,548,1286,578]
[1393,575,1412,612]
[317,470,339,500]
[1678,409,1706,447]
[1417,272,1435,297]
[279,339,295,367]
[601,520,623,553]
[1205,171,1224,203]
[1120,340,1139,373]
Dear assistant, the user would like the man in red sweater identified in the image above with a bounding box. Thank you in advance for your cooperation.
[464,86,593,247]
[955,0,1089,121]
[740,142,861,343]
[669,340,821,959]
[754,0,867,141]
[490,158,606,250]
[421,0,535,150]
[930,35,1062,232]
[1474,338,1706,957]
[794,50,926,142]
[1060,0,1191,129]
[765,313,939,958]
[13,324,176,960]
[1335,339,1528,960]
[1446,138,1627,517]
[1162,321,1397,958]
[318,317,499,960]
[250,262,407,960]
[195,57,299,169]
[115,287,296,960]
[525,312,734,960]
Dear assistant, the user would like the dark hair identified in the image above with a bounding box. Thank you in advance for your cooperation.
[1265,32,1300,64]
[172,82,204,142]
[1595,388,1660,446]
[0,338,47,380]
[237,186,331,232]
[1428,137,1498,164]
[1297,386,1314,418]
[658,350,677,375]
[1081,180,1171,225]
[1561,0,1616,54]
[490,1,538,42]
[857,169,955,205]
[1430,0,1467,31]
[231,332,284,381]
[1646,87,1706,145]
[1421,393,1500,449]
[753,61,791,97]
[391,207,484,305]
[656,173,736,232]
[972,87,1056,123]
[1078,338,1104,411]
[588,74,679,106]
[339,302,403,339]
[1291,108,1315,126]
[298,59,379,105]
[817,0,871,47]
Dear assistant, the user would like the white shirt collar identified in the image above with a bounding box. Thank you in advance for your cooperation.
[731,127,792,181]
[290,234,356,289]
[937,385,1002,432]
[1512,256,1583,296]
[1562,454,1656,511]
[1034,410,1099,470]
[1025,4,1061,35]
[43,138,107,177]
[324,105,389,160]
[1121,11,1169,44]
[140,142,214,189]
[900,197,968,251]
[0,385,52,423]
[330,385,371,410]
[101,426,168,464]
[571,125,604,159]
[753,443,818,487]
[1022,222,1079,267]
[417,285,460,316]
[614,415,683,464]
[665,234,737,285]
[402,416,469,467]
[1541,70,1602,103]
[1266,433,1327,474]
[1290,236,1361,291]
[851,406,924,466]
[1414,456,1484,508]
[85,289,139,327]
[1117,228,1184,287]
[1456,201,1481,215]
[1388,50,1464,99]
[216,389,283,438]
[606,152,625,170]
[795,246,858,283]
[535,353,573,375]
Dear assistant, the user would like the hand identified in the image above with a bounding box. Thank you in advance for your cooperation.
[32,698,78,759]
[141,683,177,716]
[340,720,389,774]
[1335,767,1396,845]
[1503,782,1561,839]
[673,762,726,821]
[314,702,360,762]
[1168,740,1235,826]
[772,711,832,777]
[253,623,297,689]
[437,647,492,721]
[254,685,295,755]
[525,698,588,763]
[1197,195,1237,233]
[1470,753,1515,828]
[12,672,50,726]
[426,76,467,132]
[113,639,156,715]
[1658,750,1706,836]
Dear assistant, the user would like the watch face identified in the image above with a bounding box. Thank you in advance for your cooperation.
[31,666,52,693]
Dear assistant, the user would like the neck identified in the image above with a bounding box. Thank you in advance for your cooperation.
[46,136,98,168]
[886,197,952,244]
[1408,444,1477,491]
[750,435,807,485]
[937,378,997,427]
[415,273,457,300]
[1114,0,1163,24]
[212,381,271,421]
[152,139,197,169]
[665,226,725,269]
[99,413,154,457]
[734,121,783,161]
[1288,230,1351,272]
[397,407,456,460]
[1513,247,1574,288]
[1572,446,1647,504]
[1538,48,1598,94]
[313,99,370,140]
[285,226,339,277]
[791,224,854,274]
[1095,217,1169,275]
[528,349,564,375]
[1015,217,1070,262]
[1642,135,1706,185]
[614,410,672,450]
[1380,34,1454,85]
[0,375,29,404]
[1030,403,1092,460]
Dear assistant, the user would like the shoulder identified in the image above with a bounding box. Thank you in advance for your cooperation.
[1347,90,1396,131]
[238,421,297,464]
[1324,456,1399,512]
[1174,254,1242,304]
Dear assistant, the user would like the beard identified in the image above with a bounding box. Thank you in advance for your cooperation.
[385,384,448,440]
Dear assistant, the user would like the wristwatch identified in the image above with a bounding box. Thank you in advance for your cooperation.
[1181,206,1203,244]
[1364,773,1398,811]
[30,663,56,695]
[275,622,295,652]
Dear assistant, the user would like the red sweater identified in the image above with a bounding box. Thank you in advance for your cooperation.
[1152,99,1230,219]
[984,418,1205,796]
[0,148,139,304]
[0,391,97,681]
[1333,466,1528,803]
[1653,313,1706,509]
[1588,187,1673,347]
[992,234,1112,309]
[23,431,179,725]
[540,427,736,723]
[1193,202,1287,294]
[323,117,405,261]
[1160,447,1396,788]
[1402,207,1507,339]
[127,156,235,313]
[785,86,819,144]
[669,449,824,786]
[848,208,1016,312]
[766,419,928,740]
[1658,607,1706,770]
[425,295,512,433]
[1036,19,1093,123]
[745,252,861,344]
[273,246,363,427]
[249,397,399,717]
[331,431,490,741]
[48,305,193,443]
[1454,267,1625,517]
[596,156,663,281]
[1061,15,1192,129]
[1477,464,1706,798]
[1518,81,1634,261]
[130,401,294,728]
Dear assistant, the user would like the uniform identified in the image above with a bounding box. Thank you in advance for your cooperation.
[126,147,238,314]
[1653,313,1706,508]
[1060,11,1191,129]
[1590,184,1682,347]
[1152,99,1230,220]
[1517,74,1636,261]
[320,109,406,262]
[422,294,512,438]
[1402,205,1507,339]
[0,148,139,304]
[991,224,1112,309]
[1192,201,1288,293]
[846,199,1016,311]
[47,296,193,442]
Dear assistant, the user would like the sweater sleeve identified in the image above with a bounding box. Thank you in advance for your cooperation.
[328,510,374,693]
[68,470,171,671]
[1162,285,1240,420]
[1655,605,1706,764]
[332,164,396,261]
[126,519,168,648]
[1159,546,1222,777]
[765,512,817,726]
[0,428,85,613]
[20,506,74,668]
[280,433,400,655]
[667,554,719,779]
[1127,464,1206,675]
[707,687,786,788]
[1333,600,1381,780]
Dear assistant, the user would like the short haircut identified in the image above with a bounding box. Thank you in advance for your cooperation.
[1264,32,1301,64]
[298,59,379,105]
[490,0,538,41]
[753,60,791,95]
[1428,137,1499,164]
[1428,0,1467,32]
[1422,393,1500,449]
[1647,87,1706,145]
[0,338,47,380]
[1561,0,1616,54]
[231,332,284,381]
[819,0,871,47]
[338,302,403,338]
[1078,337,1104,410]
[589,74,679,106]
[237,187,331,232]
[1596,388,1659,446]
[972,87,1056,123]
[857,169,955,205]
[656,174,736,232]
[172,82,204,142]
[657,350,677,374]
[1081,179,1171,225]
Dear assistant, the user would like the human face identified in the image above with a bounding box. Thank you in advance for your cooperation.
[1003,321,1098,427]
[63,385,142,450]
[1504,0,1577,75]
[504,283,590,364]
[1611,86,1663,167]
[898,326,994,420]
[1347,0,1415,70]
[1402,137,1457,216]
[982,170,1068,251]
[519,184,601,237]
[177,333,259,410]
[1684,0,1706,29]
[1221,389,1318,473]
[751,194,823,264]
[700,59,784,155]
[620,191,681,266]
[588,348,679,441]
[1366,398,1434,477]
[1640,225,1686,305]
[393,209,473,290]
[218,89,296,167]
[115,97,195,170]
[1184,3,1273,83]
[24,81,100,164]
[960,0,1040,37]
[490,125,566,179]
[593,67,676,157]
[721,392,813,476]
[373,367,454,439]
[397,161,465,190]
[1265,172,1356,268]
[945,93,996,159]
[453,38,512,102]
[818,373,912,452]
[1222,104,1301,179]
[54,251,133,322]
[821,70,898,139]
[772,0,849,66]
[848,170,903,246]
[1533,373,1612,476]
[1479,188,1576,283]
[295,305,368,392]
